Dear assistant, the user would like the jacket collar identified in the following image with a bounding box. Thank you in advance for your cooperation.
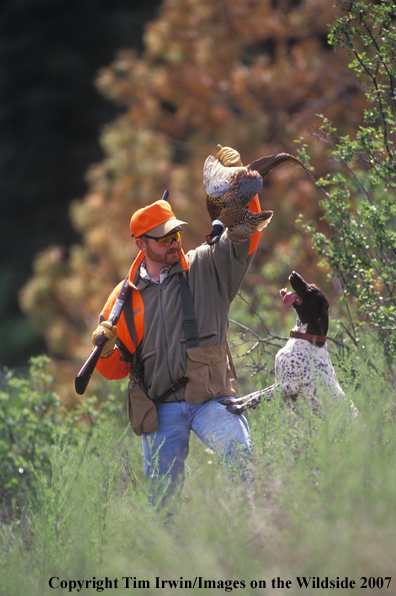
[128,249,189,289]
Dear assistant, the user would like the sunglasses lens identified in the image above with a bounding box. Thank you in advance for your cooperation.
[157,231,181,246]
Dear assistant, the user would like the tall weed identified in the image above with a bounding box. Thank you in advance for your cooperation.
[2,336,396,595]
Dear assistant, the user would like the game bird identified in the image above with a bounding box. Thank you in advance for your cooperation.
[203,145,315,245]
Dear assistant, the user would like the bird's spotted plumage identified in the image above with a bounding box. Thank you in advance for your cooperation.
[203,150,315,244]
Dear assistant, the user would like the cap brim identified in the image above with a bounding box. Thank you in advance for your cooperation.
[146,218,187,238]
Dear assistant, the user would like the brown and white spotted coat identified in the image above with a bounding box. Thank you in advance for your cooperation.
[222,271,358,418]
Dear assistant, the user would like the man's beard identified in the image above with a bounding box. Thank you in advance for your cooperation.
[146,243,181,267]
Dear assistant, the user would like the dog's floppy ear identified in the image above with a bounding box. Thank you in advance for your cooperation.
[316,300,329,337]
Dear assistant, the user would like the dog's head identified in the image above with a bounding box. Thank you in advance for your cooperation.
[280,271,329,337]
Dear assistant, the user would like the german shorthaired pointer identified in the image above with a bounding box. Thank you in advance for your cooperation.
[222,271,358,418]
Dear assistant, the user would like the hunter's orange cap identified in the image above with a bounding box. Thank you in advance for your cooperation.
[130,200,187,238]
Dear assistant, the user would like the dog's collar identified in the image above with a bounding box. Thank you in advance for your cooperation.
[290,330,327,344]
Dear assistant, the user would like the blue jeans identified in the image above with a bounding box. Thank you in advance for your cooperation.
[142,398,251,508]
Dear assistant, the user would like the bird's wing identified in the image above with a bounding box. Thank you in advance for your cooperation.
[236,169,263,208]
[203,155,263,205]
[203,155,249,198]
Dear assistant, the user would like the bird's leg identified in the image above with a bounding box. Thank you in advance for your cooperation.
[221,384,276,414]
[206,219,226,245]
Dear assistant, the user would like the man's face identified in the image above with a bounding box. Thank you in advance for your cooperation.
[138,228,182,268]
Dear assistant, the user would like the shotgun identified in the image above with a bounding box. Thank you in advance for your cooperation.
[75,269,131,395]
[74,189,170,395]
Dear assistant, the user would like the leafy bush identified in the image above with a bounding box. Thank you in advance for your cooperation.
[0,355,125,518]
[2,3,396,591]
[300,0,396,357]
[1,333,396,595]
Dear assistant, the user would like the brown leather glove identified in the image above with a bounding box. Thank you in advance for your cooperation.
[92,321,117,358]
[216,144,243,167]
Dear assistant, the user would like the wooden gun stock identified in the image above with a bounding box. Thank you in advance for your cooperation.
[75,334,107,395]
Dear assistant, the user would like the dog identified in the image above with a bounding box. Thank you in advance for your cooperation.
[222,271,358,418]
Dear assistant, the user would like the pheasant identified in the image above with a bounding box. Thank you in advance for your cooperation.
[203,145,315,245]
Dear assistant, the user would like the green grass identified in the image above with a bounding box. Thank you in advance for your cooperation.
[1,340,396,595]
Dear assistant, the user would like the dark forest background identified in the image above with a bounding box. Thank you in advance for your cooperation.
[1,0,161,367]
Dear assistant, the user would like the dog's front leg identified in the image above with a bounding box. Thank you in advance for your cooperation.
[221,384,277,414]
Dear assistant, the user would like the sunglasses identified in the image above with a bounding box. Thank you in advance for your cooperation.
[144,229,182,247]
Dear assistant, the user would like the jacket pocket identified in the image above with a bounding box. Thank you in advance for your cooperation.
[127,379,158,436]
[184,343,238,404]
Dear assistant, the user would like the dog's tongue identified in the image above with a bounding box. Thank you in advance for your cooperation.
[282,291,300,306]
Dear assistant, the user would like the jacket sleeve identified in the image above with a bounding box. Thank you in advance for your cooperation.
[95,282,132,380]
[188,195,262,304]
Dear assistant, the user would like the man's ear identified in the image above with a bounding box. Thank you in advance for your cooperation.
[135,237,147,253]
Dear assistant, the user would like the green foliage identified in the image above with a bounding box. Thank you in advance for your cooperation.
[301,0,396,357]
[229,235,310,392]
[1,334,396,593]
[229,290,287,395]
[0,355,125,516]
[3,2,396,588]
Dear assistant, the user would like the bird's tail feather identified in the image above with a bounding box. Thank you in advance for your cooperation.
[248,153,315,182]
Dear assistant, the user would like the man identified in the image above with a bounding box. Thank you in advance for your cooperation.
[92,148,264,509]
